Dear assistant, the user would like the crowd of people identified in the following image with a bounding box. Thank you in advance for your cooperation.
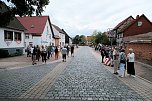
[26,45,75,65]
[95,44,135,78]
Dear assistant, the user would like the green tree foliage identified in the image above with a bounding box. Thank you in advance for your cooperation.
[91,30,111,45]
[101,33,110,45]
[72,35,80,45]
[0,0,49,27]
[79,35,86,45]
[90,30,97,45]
[95,32,102,44]
[72,35,86,45]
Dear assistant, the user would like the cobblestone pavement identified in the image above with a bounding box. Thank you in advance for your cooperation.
[92,47,152,101]
[0,62,59,98]
[0,46,151,101]
[42,47,145,101]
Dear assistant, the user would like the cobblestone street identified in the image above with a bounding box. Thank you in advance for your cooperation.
[0,46,152,101]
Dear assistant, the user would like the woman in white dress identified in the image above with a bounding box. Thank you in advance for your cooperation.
[127,48,135,77]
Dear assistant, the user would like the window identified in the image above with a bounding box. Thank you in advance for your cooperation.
[120,33,123,38]
[138,21,142,26]
[25,35,29,39]
[29,42,33,47]
[62,35,64,39]
[49,35,51,39]
[62,42,64,46]
[4,30,13,41]
[14,32,22,41]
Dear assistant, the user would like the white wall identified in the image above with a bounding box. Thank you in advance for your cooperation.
[60,33,65,47]
[69,38,72,45]
[41,20,53,46]
[25,19,54,48]
[0,28,24,49]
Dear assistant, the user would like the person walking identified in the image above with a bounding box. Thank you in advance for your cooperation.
[36,45,41,61]
[31,46,37,65]
[127,48,135,77]
[52,46,55,56]
[119,49,126,77]
[47,46,51,59]
[26,45,31,57]
[54,46,59,60]
[113,47,119,75]
[71,45,74,57]
[61,46,67,62]
[67,45,70,57]
[41,45,47,64]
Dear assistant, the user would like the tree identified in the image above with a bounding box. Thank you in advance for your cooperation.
[95,31,102,44]
[90,30,98,45]
[0,0,49,27]
[101,33,110,45]
[72,35,80,45]
[79,35,86,45]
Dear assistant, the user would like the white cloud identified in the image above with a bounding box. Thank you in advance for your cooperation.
[43,0,152,37]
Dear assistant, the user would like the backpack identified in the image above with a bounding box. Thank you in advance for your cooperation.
[120,52,126,63]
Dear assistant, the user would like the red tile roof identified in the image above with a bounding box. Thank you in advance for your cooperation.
[114,16,135,33]
[121,14,152,33]
[114,16,134,29]
[17,16,48,36]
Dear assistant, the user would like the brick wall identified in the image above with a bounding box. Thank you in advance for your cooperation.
[125,43,152,60]
[124,15,152,37]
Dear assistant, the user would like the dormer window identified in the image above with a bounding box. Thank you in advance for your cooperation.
[31,25,34,28]
[137,21,142,27]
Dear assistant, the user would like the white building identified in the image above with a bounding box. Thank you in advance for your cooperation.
[0,17,26,57]
[52,24,65,48]
[17,16,54,48]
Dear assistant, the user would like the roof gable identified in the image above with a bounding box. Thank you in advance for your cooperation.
[114,16,135,33]
[52,24,64,34]
[122,14,152,33]
[17,16,49,35]
[114,16,134,29]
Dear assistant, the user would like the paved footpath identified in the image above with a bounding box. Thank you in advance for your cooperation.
[0,46,152,101]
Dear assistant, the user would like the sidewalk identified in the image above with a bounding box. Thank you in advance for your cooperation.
[92,48,152,101]
[94,48,152,82]
[0,53,62,70]
[0,47,79,70]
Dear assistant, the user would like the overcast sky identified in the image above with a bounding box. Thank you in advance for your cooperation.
[43,0,152,37]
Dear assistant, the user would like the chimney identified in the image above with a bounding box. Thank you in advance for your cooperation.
[136,15,140,19]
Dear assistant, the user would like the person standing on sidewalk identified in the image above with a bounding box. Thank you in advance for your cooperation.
[26,45,31,57]
[31,46,37,65]
[55,46,59,60]
[41,45,47,64]
[67,45,70,57]
[61,46,67,62]
[100,48,105,63]
[119,49,126,77]
[127,48,135,77]
[113,47,119,75]
[36,45,41,61]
